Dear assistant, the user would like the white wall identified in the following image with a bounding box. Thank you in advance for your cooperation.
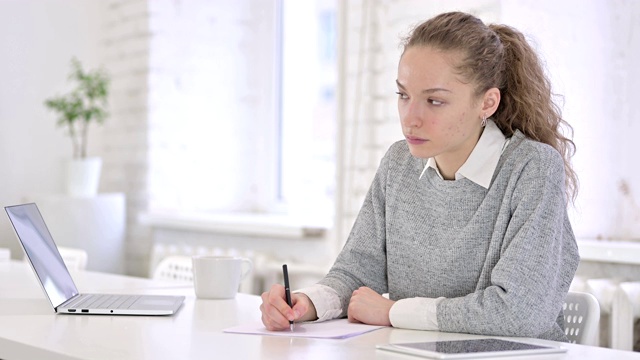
[0,0,107,257]
[500,0,640,240]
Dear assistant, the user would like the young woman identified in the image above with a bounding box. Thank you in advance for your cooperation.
[260,11,579,342]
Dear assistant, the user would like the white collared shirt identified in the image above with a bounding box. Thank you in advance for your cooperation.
[420,119,509,189]
[298,119,509,330]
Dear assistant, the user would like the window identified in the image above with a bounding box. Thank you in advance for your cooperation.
[147,0,337,225]
[279,0,337,219]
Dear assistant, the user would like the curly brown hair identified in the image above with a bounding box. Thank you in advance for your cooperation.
[402,12,578,202]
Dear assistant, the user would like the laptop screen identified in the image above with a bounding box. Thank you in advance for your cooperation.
[5,203,79,309]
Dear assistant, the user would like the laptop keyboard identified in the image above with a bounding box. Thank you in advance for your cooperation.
[66,294,141,309]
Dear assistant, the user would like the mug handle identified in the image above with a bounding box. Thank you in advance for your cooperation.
[240,258,253,281]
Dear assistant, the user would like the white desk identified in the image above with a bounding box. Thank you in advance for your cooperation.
[1,261,639,360]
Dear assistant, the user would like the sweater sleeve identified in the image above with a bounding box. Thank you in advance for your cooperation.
[437,146,579,338]
[316,144,395,317]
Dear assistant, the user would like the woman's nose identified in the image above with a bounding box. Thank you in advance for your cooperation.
[400,101,422,128]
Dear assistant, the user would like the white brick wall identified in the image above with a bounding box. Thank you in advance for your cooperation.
[102,0,151,276]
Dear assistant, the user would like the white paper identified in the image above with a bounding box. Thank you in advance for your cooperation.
[223,318,385,339]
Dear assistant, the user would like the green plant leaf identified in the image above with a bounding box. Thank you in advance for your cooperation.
[43,57,110,158]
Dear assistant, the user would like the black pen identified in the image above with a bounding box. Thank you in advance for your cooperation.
[282,264,294,331]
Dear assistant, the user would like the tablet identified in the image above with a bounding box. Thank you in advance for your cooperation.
[376,338,567,359]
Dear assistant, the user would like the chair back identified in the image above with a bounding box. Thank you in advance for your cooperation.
[152,255,194,283]
[0,248,10,262]
[563,291,600,346]
[24,246,88,271]
[59,247,89,271]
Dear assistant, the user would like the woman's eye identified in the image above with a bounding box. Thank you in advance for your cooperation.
[395,91,408,100]
[428,99,444,106]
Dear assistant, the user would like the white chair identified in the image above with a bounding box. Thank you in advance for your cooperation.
[0,248,10,262]
[563,291,600,346]
[58,247,89,271]
[152,255,194,283]
[23,246,88,271]
[611,281,640,351]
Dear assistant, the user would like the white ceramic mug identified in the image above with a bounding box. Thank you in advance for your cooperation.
[192,256,253,299]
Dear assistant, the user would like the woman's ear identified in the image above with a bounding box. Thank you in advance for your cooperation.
[481,87,501,117]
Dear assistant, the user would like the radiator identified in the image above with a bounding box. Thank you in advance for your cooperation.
[149,243,328,295]
[149,242,272,294]
[612,282,640,351]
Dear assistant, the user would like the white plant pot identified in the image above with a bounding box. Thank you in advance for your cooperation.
[67,157,102,197]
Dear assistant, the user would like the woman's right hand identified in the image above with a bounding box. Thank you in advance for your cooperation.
[260,284,317,331]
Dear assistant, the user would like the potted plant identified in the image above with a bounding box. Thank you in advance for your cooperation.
[44,57,110,196]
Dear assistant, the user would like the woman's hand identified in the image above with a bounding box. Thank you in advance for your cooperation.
[260,284,317,331]
[347,287,395,326]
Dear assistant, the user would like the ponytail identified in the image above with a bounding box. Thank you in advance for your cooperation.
[490,24,577,202]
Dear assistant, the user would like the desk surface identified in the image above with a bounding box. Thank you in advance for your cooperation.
[1,261,639,360]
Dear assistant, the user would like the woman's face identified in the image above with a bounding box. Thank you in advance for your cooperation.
[397,46,486,168]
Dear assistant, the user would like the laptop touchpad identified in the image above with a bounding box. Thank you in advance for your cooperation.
[132,296,182,309]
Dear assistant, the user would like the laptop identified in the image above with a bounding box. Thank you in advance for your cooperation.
[5,203,185,316]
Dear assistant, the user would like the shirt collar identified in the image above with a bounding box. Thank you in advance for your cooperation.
[419,119,508,189]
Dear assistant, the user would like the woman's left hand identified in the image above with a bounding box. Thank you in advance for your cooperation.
[347,286,395,326]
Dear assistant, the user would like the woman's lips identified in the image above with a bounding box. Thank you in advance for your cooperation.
[405,136,427,145]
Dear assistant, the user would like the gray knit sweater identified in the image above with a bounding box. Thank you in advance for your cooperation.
[319,131,579,341]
